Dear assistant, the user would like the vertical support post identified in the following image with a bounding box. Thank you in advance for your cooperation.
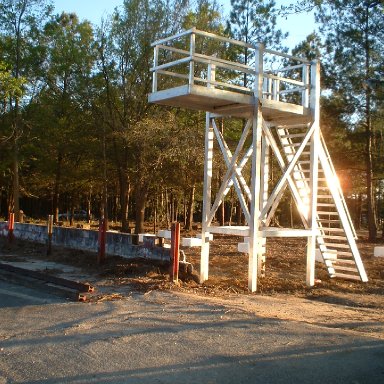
[189,29,196,86]
[259,135,270,277]
[47,215,53,255]
[248,43,264,292]
[306,60,321,286]
[200,113,214,283]
[302,64,310,108]
[207,62,216,88]
[8,212,14,244]
[152,45,159,93]
[267,77,272,100]
[170,222,180,282]
[98,218,107,264]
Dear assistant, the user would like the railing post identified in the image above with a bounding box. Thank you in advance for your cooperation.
[170,222,180,282]
[302,64,310,108]
[8,212,14,244]
[152,45,159,93]
[98,218,107,264]
[47,215,54,255]
[189,30,195,86]
[207,62,216,88]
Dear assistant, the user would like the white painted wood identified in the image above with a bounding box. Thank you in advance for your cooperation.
[261,122,307,226]
[200,113,214,283]
[208,225,249,236]
[374,247,384,257]
[302,64,310,108]
[189,32,195,86]
[152,56,191,72]
[211,119,251,223]
[264,47,311,64]
[320,132,357,239]
[238,242,250,253]
[182,237,203,247]
[149,29,368,290]
[206,119,252,226]
[151,28,194,47]
[261,123,316,220]
[248,43,264,293]
[196,233,213,241]
[157,230,171,239]
[318,139,368,282]
[306,60,321,287]
[152,46,159,93]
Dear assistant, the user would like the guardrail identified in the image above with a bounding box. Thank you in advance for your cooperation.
[151,28,314,109]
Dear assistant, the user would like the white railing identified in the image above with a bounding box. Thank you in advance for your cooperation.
[151,28,314,109]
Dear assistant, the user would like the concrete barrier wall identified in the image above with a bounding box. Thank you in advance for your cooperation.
[0,222,170,262]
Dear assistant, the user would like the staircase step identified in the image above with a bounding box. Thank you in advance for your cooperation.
[280,133,307,138]
[317,220,341,224]
[319,227,344,231]
[317,203,336,207]
[334,265,359,273]
[335,251,354,257]
[322,235,347,240]
[302,178,327,181]
[334,260,355,266]
[323,242,350,249]
[317,195,332,199]
[333,272,361,281]
[317,211,339,215]
[283,142,308,148]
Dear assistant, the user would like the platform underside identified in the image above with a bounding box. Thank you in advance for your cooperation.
[207,226,314,238]
[149,84,312,123]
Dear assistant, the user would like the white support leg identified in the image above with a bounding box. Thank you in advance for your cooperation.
[306,126,319,286]
[200,113,214,283]
[306,60,320,287]
[259,135,269,277]
[248,44,264,292]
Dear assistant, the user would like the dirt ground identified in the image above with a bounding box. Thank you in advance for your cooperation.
[1,230,383,339]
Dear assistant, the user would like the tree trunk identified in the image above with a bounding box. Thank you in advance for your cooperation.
[120,175,130,232]
[53,152,62,223]
[185,184,195,230]
[12,136,20,221]
[364,5,377,241]
[355,193,362,230]
[135,184,147,234]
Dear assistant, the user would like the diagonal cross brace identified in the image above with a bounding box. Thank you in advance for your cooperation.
[260,122,316,220]
[212,119,251,220]
[261,121,311,227]
[206,118,252,225]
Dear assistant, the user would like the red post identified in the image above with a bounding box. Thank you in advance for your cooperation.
[170,222,180,282]
[8,213,14,244]
[98,218,107,264]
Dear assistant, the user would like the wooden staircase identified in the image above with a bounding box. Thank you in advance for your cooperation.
[274,123,368,282]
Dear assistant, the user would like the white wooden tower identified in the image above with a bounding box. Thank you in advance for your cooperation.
[148,28,368,292]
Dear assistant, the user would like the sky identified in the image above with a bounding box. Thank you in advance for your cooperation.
[52,0,316,51]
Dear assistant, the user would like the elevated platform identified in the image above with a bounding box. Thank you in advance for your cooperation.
[149,84,311,123]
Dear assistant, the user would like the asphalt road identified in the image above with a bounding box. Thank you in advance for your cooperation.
[0,283,383,384]
[0,278,65,308]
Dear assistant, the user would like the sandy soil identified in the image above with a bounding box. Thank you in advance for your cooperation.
[0,231,383,339]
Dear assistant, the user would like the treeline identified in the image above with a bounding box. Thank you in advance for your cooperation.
[0,0,383,239]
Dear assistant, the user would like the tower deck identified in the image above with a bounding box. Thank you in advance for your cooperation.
[149,84,311,123]
[149,28,313,124]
